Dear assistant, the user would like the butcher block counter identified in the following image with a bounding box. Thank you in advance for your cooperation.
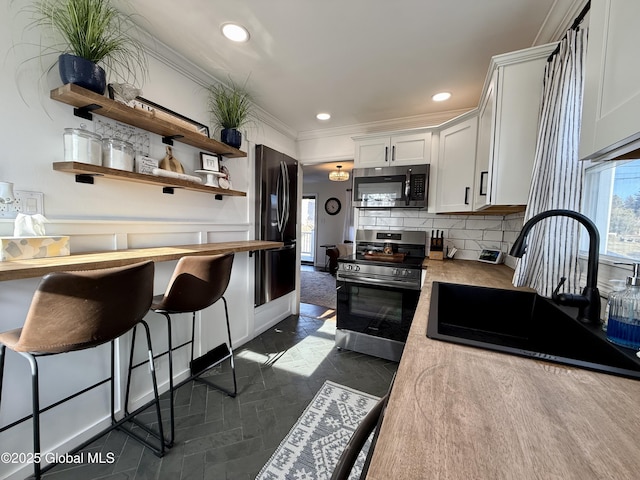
[366,259,640,479]
[0,240,282,281]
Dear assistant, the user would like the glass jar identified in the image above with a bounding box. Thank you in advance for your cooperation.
[102,138,135,171]
[63,124,102,165]
[607,264,640,349]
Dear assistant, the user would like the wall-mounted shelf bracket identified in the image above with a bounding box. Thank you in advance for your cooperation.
[162,187,174,194]
[73,103,102,121]
[215,194,223,201]
[162,135,184,146]
[75,174,97,184]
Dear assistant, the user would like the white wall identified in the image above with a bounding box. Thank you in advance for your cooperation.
[0,5,297,478]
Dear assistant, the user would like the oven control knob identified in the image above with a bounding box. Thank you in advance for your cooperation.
[392,268,399,275]
[346,264,353,270]
[402,269,410,276]
[355,265,360,271]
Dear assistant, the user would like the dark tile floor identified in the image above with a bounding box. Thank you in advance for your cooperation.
[41,304,397,480]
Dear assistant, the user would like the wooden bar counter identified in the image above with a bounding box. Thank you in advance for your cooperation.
[0,240,282,282]
[366,259,640,479]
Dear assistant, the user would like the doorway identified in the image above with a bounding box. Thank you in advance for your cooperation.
[301,195,317,263]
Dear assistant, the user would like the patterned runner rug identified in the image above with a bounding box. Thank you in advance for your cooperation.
[300,270,337,310]
[256,381,380,480]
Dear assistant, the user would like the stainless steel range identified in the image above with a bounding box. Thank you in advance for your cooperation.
[336,230,426,361]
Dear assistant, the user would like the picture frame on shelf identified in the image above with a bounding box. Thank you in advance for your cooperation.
[199,152,220,172]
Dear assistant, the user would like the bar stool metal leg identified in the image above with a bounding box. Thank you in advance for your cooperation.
[121,321,169,455]
[160,301,238,446]
[191,297,238,397]
[0,345,5,407]
[17,352,42,479]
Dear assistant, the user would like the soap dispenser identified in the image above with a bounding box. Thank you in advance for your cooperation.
[607,263,640,349]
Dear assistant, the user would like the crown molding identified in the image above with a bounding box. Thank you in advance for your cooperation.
[296,108,472,141]
[533,0,589,45]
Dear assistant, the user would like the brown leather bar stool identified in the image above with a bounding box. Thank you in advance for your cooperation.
[0,261,166,480]
[130,253,237,445]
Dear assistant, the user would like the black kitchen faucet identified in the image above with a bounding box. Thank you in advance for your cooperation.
[510,209,601,325]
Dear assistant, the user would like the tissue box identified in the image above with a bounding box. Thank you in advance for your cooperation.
[1,236,70,261]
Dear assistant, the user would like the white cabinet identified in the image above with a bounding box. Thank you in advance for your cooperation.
[474,71,496,210]
[354,131,431,168]
[435,114,478,213]
[473,45,554,211]
[580,0,640,161]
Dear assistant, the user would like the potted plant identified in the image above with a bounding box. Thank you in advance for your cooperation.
[23,0,148,94]
[207,78,255,149]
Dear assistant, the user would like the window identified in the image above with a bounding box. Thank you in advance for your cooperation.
[583,159,640,261]
[301,195,317,263]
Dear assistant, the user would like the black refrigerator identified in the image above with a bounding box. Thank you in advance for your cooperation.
[255,144,298,307]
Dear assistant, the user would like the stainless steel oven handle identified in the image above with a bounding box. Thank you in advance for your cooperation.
[338,274,420,290]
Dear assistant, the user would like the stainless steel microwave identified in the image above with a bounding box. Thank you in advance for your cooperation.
[352,164,429,208]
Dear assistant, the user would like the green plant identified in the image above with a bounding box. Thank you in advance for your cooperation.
[207,78,255,130]
[23,0,148,84]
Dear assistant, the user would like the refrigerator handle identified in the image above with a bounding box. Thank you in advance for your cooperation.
[282,161,290,228]
[278,161,288,233]
[276,162,283,233]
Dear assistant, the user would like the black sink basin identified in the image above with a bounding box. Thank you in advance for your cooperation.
[427,282,640,380]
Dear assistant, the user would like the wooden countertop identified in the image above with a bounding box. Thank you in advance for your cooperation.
[0,240,282,282]
[366,259,640,479]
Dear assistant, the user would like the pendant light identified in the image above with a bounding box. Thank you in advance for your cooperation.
[329,165,349,182]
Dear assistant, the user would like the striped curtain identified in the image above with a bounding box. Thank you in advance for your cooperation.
[513,27,588,296]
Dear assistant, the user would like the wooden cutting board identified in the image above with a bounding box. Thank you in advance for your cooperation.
[159,146,185,173]
[363,251,407,263]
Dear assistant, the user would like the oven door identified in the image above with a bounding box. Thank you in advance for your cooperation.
[336,277,420,342]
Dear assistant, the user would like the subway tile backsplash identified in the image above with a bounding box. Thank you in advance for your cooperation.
[357,209,525,266]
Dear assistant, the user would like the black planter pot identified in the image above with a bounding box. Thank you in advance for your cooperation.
[58,53,106,94]
[221,128,242,149]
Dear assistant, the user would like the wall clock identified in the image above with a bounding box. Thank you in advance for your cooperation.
[325,197,341,215]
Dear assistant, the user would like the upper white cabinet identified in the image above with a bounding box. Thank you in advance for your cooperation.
[474,71,497,210]
[580,0,640,161]
[473,44,555,211]
[435,114,478,213]
[353,131,431,168]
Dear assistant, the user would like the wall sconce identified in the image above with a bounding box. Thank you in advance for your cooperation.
[0,182,15,204]
[329,165,350,182]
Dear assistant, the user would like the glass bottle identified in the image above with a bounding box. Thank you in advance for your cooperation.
[606,263,640,349]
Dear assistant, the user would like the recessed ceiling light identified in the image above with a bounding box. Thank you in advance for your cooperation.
[432,92,452,102]
[221,23,250,42]
[316,113,331,120]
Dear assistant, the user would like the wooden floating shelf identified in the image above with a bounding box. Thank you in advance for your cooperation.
[53,162,246,197]
[50,84,246,158]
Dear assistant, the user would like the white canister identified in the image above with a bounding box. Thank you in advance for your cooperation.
[102,138,135,171]
[63,125,102,165]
